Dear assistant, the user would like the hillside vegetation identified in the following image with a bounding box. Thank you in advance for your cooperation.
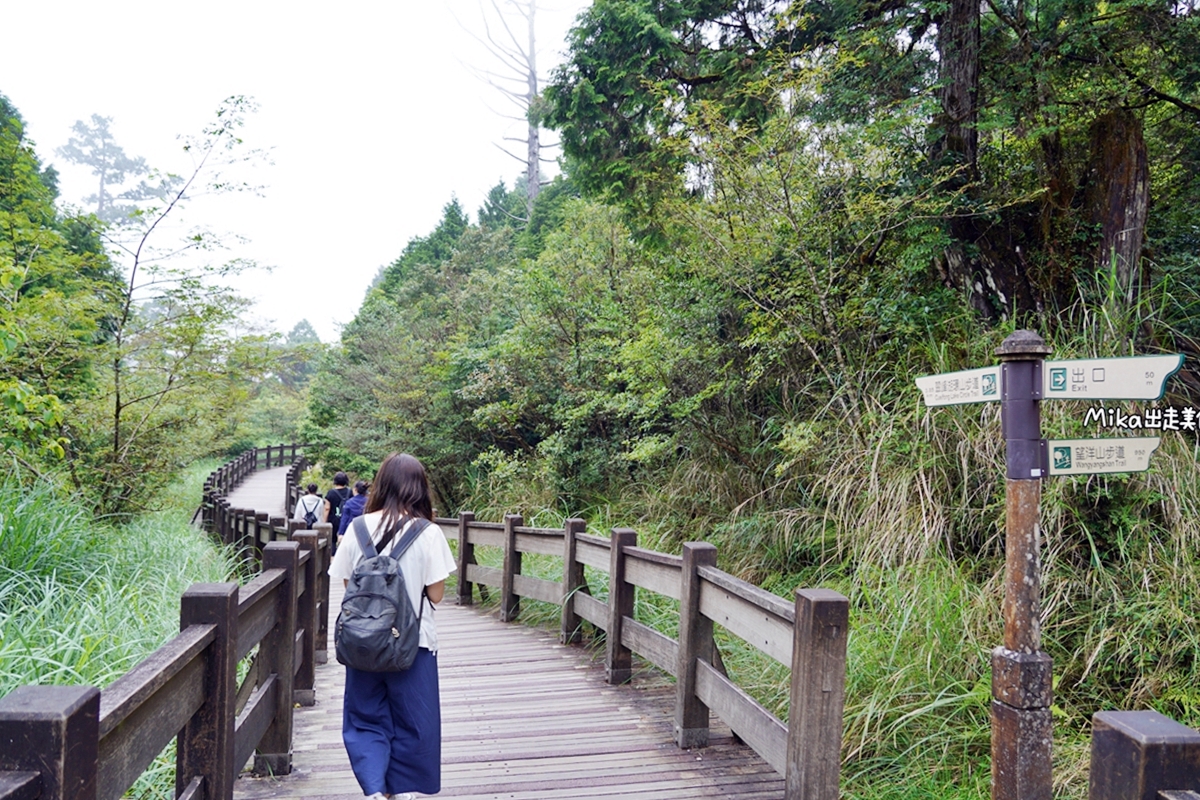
[3,1,1200,796]
[305,4,1200,797]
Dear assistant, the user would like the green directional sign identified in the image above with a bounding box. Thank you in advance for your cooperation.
[915,366,1002,407]
[1046,437,1161,476]
[1043,354,1183,401]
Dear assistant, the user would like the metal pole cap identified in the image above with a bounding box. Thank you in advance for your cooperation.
[995,330,1052,360]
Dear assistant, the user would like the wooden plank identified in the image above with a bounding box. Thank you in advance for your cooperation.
[620,618,679,675]
[437,522,459,544]
[234,675,278,774]
[237,569,285,613]
[512,573,562,604]
[234,653,262,718]
[698,575,793,667]
[513,524,566,535]
[467,524,505,548]
[293,629,305,676]
[236,581,280,663]
[97,656,207,800]
[576,538,611,571]
[98,624,213,736]
[177,776,203,800]
[698,566,794,622]
[625,546,683,569]
[573,591,608,630]
[466,564,503,587]
[0,772,40,800]
[232,586,785,800]
[515,531,566,556]
[694,660,787,776]
[624,551,682,600]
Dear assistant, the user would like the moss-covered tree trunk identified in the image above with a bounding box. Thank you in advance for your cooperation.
[1083,109,1150,312]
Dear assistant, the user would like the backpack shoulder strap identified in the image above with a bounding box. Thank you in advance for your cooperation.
[387,518,430,561]
[352,515,378,560]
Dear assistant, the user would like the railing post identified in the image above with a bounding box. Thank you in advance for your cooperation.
[675,541,717,748]
[560,518,587,644]
[313,522,331,664]
[202,481,214,533]
[235,509,252,561]
[606,528,637,685]
[177,583,238,800]
[253,512,270,564]
[0,685,99,800]
[1088,710,1200,800]
[456,511,475,605]
[257,542,299,775]
[268,516,285,548]
[500,514,523,622]
[291,531,319,706]
[785,588,849,800]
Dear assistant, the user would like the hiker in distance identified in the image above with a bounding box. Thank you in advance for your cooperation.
[337,479,370,545]
[323,471,352,551]
[293,483,323,529]
[328,453,456,800]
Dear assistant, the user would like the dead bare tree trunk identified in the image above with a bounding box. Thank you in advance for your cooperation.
[469,0,546,219]
[524,0,540,213]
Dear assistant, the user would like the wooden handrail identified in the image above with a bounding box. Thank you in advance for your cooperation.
[0,445,329,800]
[450,508,849,800]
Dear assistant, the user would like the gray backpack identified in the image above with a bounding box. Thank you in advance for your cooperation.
[334,515,429,672]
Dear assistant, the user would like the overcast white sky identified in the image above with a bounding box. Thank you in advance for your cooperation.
[0,0,591,343]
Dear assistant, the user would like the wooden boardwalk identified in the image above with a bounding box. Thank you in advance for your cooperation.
[226,465,292,519]
[232,581,785,799]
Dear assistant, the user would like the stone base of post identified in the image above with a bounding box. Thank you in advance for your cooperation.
[991,647,1052,800]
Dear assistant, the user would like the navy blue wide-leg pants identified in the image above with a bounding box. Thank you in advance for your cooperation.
[342,649,441,796]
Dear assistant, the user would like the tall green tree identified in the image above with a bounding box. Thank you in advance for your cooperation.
[55,114,180,225]
[0,95,118,471]
[62,97,275,514]
[544,0,792,214]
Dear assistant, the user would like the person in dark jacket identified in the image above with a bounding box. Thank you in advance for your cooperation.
[336,480,369,545]
[323,471,352,551]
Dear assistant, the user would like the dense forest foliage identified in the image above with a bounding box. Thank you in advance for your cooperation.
[3,0,1200,795]
[304,1,1200,797]
[0,95,313,516]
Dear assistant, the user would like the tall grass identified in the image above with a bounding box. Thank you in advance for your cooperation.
[0,460,238,797]
[456,305,1200,799]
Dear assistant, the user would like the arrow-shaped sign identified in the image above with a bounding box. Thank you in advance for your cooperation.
[915,366,1002,407]
[1043,354,1183,401]
[1046,437,1161,476]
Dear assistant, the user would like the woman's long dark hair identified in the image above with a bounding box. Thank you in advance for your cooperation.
[365,453,433,550]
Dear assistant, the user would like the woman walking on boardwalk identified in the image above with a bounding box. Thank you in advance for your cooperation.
[327,453,456,800]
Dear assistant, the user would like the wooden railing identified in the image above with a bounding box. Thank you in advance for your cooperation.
[201,443,309,540]
[0,445,330,800]
[439,511,849,800]
[1087,710,1200,799]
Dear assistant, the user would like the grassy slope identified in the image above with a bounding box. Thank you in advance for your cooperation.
[0,459,239,798]
[460,421,1200,799]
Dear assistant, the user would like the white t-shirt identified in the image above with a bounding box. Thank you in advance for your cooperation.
[328,511,457,652]
[294,494,323,522]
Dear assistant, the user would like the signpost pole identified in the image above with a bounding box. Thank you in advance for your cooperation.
[992,330,1053,800]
